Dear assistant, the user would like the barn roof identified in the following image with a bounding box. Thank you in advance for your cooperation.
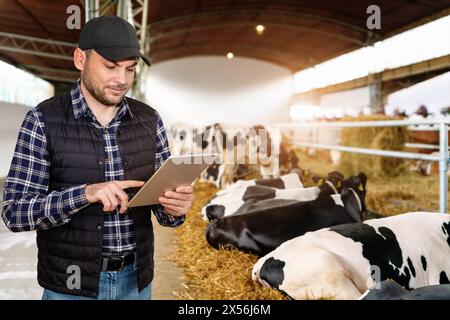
[0,0,449,85]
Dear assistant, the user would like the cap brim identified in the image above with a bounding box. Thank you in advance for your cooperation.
[138,52,152,66]
[94,47,151,66]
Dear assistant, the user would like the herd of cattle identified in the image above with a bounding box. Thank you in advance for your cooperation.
[200,171,450,300]
[169,122,300,188]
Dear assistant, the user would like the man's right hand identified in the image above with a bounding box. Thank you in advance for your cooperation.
[85,180,145,214]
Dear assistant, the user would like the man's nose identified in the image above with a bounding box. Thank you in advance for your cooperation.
[113,68,128,85]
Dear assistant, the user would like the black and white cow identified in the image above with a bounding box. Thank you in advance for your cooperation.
[360,279,450,300]
[202,171,344,222]
[205,173,367,256]
[201,172,304,221]
[252,211,450,300]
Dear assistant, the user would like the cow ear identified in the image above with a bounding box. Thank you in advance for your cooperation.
[358,182,364,192]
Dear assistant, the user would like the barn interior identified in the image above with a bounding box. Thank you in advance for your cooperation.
[1,0,450,301]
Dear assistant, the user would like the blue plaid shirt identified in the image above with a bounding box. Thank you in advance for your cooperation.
[1,81,184,253]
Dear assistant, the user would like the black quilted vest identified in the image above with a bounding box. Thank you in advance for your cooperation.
[35,93,157,297]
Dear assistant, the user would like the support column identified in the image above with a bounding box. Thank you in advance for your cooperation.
[85,0,100,22]
[368,73,383,114]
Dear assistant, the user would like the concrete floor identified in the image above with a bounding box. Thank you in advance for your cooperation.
[0,223,41,300]
[0,198,186,300]
[151,214,189,300]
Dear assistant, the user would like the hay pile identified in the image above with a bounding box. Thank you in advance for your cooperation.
[171,181,287,300]
[338,115,408,178]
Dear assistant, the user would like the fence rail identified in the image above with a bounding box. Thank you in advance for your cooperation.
[276,119,450,214]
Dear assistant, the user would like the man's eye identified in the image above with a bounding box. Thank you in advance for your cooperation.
[105,65,115,69]
[127,68,135,72]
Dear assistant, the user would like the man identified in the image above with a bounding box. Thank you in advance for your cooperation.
[1,15,194,300]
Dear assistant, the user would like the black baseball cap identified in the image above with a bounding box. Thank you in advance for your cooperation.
[79,15,151,66]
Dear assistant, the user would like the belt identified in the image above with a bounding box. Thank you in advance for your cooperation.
[101,252,135,272]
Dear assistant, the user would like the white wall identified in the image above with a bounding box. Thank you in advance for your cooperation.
[385,71,450,115]
[144,56,293,127]
[0,102,30,177]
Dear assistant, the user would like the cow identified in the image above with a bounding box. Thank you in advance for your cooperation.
[205,173,366,256]
[202,171,344,222]
[199,163,259,190]
[169,122,225,157]
[169,122,283,188]
[360,279,450,300]
[201,172,304,221]
[252,211,450,300]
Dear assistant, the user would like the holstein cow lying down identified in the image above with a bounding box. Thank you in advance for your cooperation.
[202,171,345,222]
[252,211,450,300]
[360,279,450,300]
[205,173,366,256]
[201,172,305,221]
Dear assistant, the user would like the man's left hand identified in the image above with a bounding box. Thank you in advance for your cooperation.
[158,185,195,216]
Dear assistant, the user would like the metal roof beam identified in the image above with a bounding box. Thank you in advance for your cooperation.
[99,0,118,15]
[85,0,100,21]
[292,54,450,97]
[130,0,149,101]
[0,31,76,61]
[19,64,78,83]
[38,74,77,83]
[22,64,78,75]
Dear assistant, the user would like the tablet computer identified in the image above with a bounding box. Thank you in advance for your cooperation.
[127,153,217,207]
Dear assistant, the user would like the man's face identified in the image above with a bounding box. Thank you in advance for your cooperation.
[80,50,137,107]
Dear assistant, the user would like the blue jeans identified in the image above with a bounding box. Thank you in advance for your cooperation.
[41,263,151,300]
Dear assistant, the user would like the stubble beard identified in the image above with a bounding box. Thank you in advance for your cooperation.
[81,64,127,107]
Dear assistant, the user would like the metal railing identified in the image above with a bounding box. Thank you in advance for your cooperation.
[276,119,450,214]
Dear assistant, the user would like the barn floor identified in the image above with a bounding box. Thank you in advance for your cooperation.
[151,214,190,299]
[0,222,41,300]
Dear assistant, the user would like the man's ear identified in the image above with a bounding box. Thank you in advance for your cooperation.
[73,48,87,71]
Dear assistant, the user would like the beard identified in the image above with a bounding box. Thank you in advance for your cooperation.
[81,65,128,107]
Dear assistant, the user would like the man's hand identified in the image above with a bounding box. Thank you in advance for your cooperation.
[158,185,195,216]
[85,180,145,213]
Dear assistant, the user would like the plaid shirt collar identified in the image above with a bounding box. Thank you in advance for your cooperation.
[70,80,134,122]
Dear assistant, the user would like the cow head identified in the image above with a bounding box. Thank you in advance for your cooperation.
[316,171,345,195]
[340,173,367,221]
[205,204,226,221]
